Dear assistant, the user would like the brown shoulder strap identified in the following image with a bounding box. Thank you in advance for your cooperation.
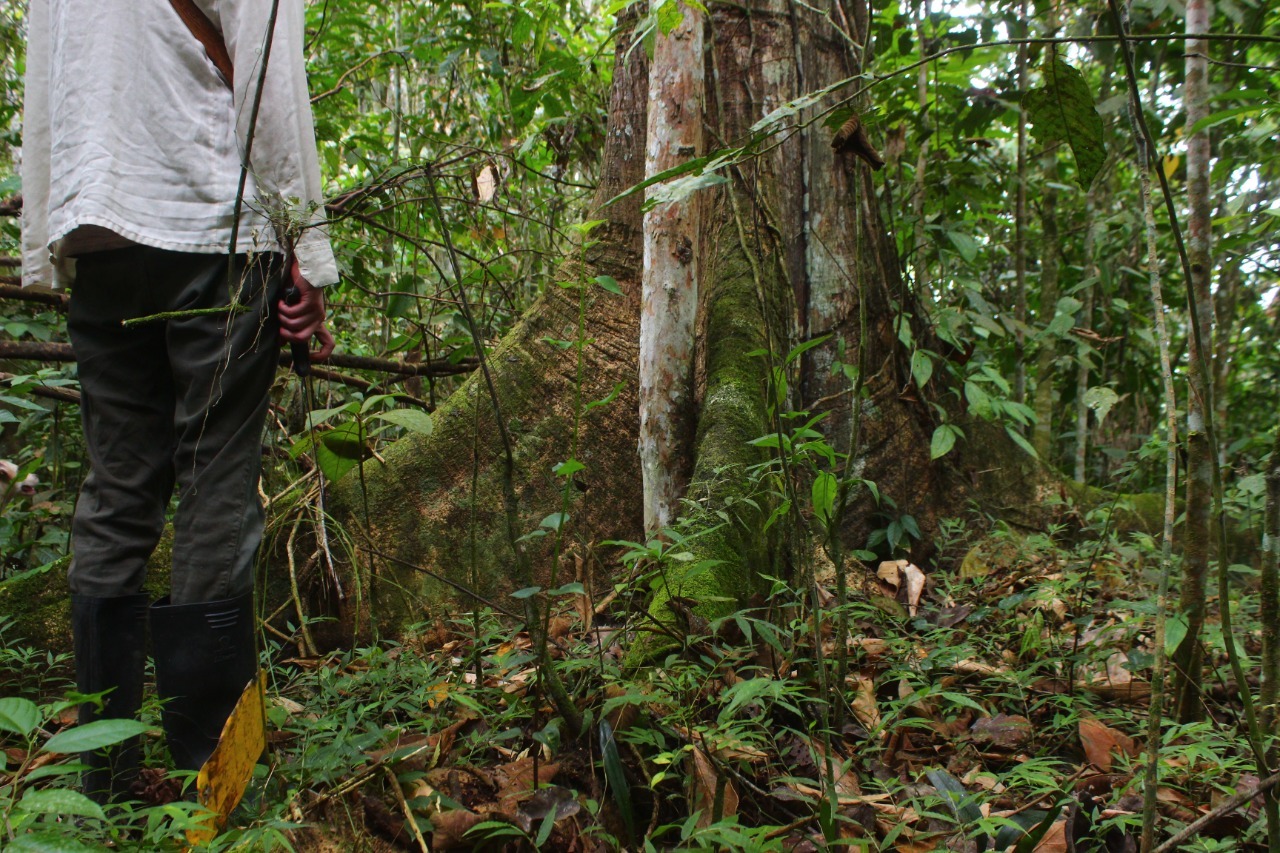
[168,0,234,88]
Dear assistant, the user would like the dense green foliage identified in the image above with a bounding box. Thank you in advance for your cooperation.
[2,0,1280,847]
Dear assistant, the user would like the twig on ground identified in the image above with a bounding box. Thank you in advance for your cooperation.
[383,766,430,853]
[1153,770,1280,852]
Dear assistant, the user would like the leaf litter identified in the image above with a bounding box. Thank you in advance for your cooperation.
[128,533,1271,850]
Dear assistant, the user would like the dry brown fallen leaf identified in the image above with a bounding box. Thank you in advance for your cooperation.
[877,561,927,617]
[1034,820,1069,853]
[970,713,1033,751]
[1079,717,1138,773]
[850,673,881,733]
[877,560,907,589]
[690,747,739,829]
[492,755,560,814]
[429,808,487,850]
[474,164,498,203]
[850,636,888,657]
[366,718,467,768]
[900,563,926,617]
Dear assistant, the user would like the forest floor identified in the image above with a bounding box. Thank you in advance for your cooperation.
[0,525,1268,851]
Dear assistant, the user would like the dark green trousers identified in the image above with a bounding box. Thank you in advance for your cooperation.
[67,246,281,605]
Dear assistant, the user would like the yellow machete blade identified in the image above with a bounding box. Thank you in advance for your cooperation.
[186,671,267,847]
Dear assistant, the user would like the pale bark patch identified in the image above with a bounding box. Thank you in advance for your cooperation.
[639,6,705,533]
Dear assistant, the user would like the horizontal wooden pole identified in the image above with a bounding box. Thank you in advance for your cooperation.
[0,372,80,405]
[0,339,477,380]
[0,283,68,309]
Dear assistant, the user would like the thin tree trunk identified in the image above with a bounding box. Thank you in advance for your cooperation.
[911,0,931,301]
[1012,2,1029,407]
[1031,153,1060,461]
[638,5,705,534]
[1073,67,1109,483]
[1213,192,1242,466]
[1137,132,1179,853]
[1172,0,1213,724]
[1263,419,1280,851]
[1073,182,1103,482]
[1073,286,1093,482]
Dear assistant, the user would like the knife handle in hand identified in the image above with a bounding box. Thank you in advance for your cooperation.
[283,284,312,378]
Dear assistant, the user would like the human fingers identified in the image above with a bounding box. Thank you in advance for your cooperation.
[311,326,335,362]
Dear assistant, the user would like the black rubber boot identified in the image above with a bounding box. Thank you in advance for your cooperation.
[71,594,149,803]
[150,592,257,772]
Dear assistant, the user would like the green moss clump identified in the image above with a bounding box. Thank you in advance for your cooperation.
[634,222,779,662]
[0,537,173,657]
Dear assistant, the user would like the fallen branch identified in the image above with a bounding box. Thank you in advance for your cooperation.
[1153,770,1280,852]
[0,285,68,310]
[309,365,432,411]
[320,351,477,378]
[0,340,477,379]
[0,373,80,405]
[0,342,74,363]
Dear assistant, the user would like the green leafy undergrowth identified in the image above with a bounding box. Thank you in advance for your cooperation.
[0,526,1269,850]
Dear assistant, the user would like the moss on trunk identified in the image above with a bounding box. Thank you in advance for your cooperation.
[633,216,780,656]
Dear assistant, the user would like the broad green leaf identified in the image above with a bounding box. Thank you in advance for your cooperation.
[386,277,422,319]
[0,697,41,738]
[1005,425,1039,459]
[553,459,585,477]
[314,439,359,483]
[594,275,622,295]
[946,230,979,263]
[784,334,832,367]
[320,420,370,461]
[1165,612,1190,656]
[373,408,434,436]
[1082,386,1119,427]
[642,170,728,212]
[540,512,569,530]
[535,809,558,847]
[1014,807,1064,853]
[43,719,149,755]
[654,0,683,35]
[931,424,960,460]
[584,382,626,413]
[1045,297,1082,338]
[812,472,838,527]
[911,350,934,388]
[964,381,992,418]
[1189,104,1264,136]
[18,788,105,821]
[359,394,397,414]
[602,154,713,208]
[1023,58,1106,188]
[600,721,635,843]
[926,768,984,830]
[6,831,100,853]
[23,763,87,784]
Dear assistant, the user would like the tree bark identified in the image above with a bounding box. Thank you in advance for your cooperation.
[1032,155,1061,461]
[639,4,705,534]
[1173,0,1213,724]
[1,4,1161,658]
[312,0,1063,643]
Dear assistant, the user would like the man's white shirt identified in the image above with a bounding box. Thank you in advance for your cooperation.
[21,0,338,290]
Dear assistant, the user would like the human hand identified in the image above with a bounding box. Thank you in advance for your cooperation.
[278,258,335,363]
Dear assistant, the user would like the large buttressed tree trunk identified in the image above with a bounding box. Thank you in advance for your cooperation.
[327,0,1050,639]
